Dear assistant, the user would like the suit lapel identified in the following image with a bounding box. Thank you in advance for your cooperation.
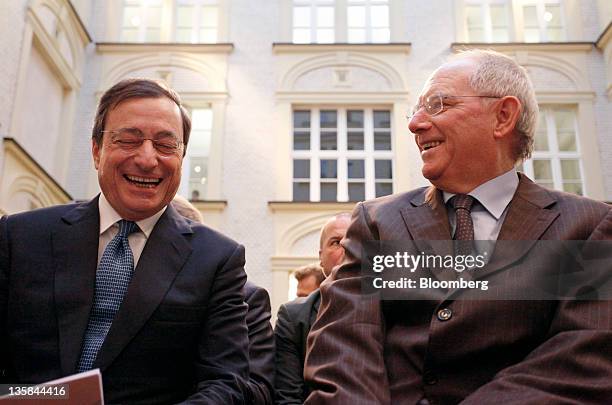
[94,205,193,370]
[444,176,559,302]
[400,188,454,282]
[53,198,100,375]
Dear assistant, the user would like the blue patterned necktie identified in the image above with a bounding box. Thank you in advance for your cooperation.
[452,194,475,257]
[77,219,139,372]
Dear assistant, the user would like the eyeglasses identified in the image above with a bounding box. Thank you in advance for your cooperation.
[101,128,183,156]
[408,93,502,119]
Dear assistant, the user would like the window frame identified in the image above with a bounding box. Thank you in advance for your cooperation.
[292,107,394,202]
[291,0,390,44]
[521,105,584,195]
[464,0,511,43]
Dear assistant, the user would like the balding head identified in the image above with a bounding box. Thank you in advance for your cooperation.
[319,213,351,277]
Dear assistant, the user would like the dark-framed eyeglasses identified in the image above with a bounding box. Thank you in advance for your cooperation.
[101,128,184,156]
[408,93,502,119]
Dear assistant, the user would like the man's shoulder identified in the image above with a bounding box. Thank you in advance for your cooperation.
[520,180,610,216]
[280,291,320,319]
[358,187,429,215]
[2,201,89,227]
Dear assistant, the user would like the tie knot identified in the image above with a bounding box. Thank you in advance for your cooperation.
[117,219,138,238]
[452,194,475,212]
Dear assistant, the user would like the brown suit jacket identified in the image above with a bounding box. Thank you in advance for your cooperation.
[304,174,612,404]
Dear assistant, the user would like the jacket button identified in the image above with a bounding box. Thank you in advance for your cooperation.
[437,308,452,321]
[423,371,438,385]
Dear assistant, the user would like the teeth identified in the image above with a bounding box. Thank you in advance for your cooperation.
[125,175,161,185]
[422,141,441,150]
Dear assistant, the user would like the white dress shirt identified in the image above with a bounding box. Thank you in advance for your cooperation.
[97,193,166,267]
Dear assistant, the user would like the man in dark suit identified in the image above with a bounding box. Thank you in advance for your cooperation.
[305,50,612,404]
[0,79,250,404]
[274,213,350,404]
[172,195,275,405]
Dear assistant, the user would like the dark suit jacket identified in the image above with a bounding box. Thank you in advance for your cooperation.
[304,174,612,404]
[243,281,275,405]
[0,197,250,404]
[274,290,320,404]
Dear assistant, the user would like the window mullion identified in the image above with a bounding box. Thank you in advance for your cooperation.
[338,109,348,201]
[311,109,321,201]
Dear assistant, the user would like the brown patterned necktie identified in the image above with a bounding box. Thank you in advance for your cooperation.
[452,194,475,256]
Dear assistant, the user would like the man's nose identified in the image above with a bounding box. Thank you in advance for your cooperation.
[408,108,432,134]
[133,140,159,170]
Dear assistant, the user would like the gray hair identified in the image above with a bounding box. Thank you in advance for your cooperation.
[452,49,538,162]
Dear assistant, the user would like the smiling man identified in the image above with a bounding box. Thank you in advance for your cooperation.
[304,50,612,404]
[0,79,250,404]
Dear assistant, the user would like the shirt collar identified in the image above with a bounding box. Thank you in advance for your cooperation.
[443,168,519,220]
[98,192,166,238]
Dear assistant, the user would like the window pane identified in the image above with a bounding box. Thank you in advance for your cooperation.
[294,131,310,150]
[348,6,366,26]
[177,6,192,27]
[371,28,390,43]
[317,7,334,27]
[348,28,366,43]
[321,159,337,178]
[293,182,310,201]
[145,6,162,29]
[554,110,576,151]
[376,182,393,197]
[320,131,337,150]
[466,5,482,41]
[534,119,549,151]
[375,160,392,179]
[316,28,334,43]
[533,159,552,181]
[560,159,580,180]
[468,28,485,42]
[347,110,363,128]
[563,183,582,195]
[523,6,538,27]
[348,183,365,201]
[123,6,140,27]
[373,110,390,128]
[293,7,310,26]
[199,28,217,43]
[546,28,563,41]
[145,28,161,42]
[294,110,310,128]
[348,159,365,178]
[524,28,540,42]
[374,132,391,150]
[492,28,509,42]
[320,183,337,201]
[320,110,337,128]
[293,159,310,178]
[490,5,507,27]
[347,132,364,150]
[189,156,208,200]
[371,5,389,27]
[121,28,139,42]
[201,7,217,27]
[545,4,562,26]
[293,28,311,43]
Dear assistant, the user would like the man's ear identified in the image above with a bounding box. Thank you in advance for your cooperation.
[493,96,521,139]
[92,138,101,170]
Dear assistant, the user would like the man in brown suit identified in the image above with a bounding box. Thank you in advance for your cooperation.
[304,49,612,404]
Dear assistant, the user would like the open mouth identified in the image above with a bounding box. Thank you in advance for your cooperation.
[422,141,442,151]
[124,174,162,188]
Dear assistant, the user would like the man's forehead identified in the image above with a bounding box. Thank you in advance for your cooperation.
[419,59,476,97]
